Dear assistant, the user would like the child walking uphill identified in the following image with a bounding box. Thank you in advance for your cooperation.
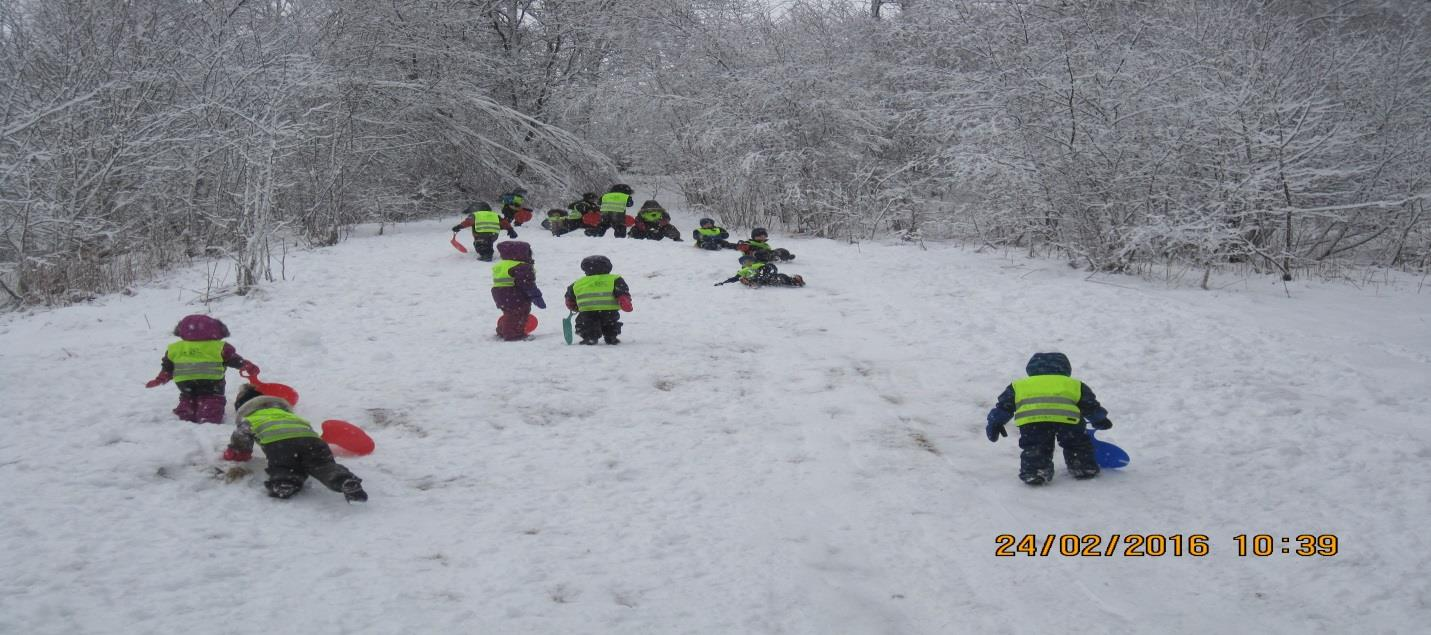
[222,384,367,502]
[984,352,1114,485]
[715,255,805,288]
[452,201,517,262]
[145,314,259,423]
[564,255,632,345]
[492,241,546,341]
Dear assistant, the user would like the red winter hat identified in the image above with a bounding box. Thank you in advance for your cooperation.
[173,314,230,341]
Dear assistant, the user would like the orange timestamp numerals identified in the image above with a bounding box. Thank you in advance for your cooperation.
[994,534,1340,557]
[995,534,1211,557]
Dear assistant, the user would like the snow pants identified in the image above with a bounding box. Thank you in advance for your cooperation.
[493,289,532,341]
[1017,421,1098,479]
[471,232,498,261]
[586,214,627,238]
[260,437,358,496]
[575,310,622,342]
[175,380,227,423]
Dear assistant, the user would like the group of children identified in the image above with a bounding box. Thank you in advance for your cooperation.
[146,186,1116,506]
[148,314,368,503]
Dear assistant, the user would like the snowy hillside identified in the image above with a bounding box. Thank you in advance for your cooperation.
[2,180,1428,635]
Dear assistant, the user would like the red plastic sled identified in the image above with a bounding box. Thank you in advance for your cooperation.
[450,232,468,253]
[582,211,601,227]
[240,369,300,405]
[515,208,534,225]
[624,215,636,227]
[321,419,375,456]
[495,313,539,334]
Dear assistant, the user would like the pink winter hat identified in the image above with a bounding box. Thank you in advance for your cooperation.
[173,314,230,341]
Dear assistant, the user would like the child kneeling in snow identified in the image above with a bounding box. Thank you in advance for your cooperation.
[984,352,1113,485]
[223,384,367,502]
[145,314,259,423]
[715,255,804,288]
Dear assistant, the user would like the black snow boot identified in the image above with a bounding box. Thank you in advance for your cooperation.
[1019,467,1054,486]
[266,480,302,499]
[342,478,368,503]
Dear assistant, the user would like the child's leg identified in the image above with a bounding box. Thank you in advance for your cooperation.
[496,302,532,341]
[474,234,497,260]
[1016,423,1057,483]
[261,440,309,498]
[1055,423,1099,478]
[194,394,227,423]
[172,394,198,422]
[294,438,359,493]
[599,311,623,343]
[574,312,602,342]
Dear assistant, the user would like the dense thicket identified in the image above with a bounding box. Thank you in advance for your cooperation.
[3,1,1428,305]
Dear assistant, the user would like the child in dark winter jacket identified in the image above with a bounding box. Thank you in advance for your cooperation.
[492,241,546,341]
[985,352,1113,485]
[563,255,633,345]
[452,201,517,262]
[145,314,258,423]
[629,200,682,241]
[715,255,805,288]
[500,188,531,226]
[692,218,737,250]
[736,227,795,262]
[222,384,367,502]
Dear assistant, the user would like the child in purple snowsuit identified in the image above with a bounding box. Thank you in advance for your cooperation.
[491,241,546,341]
[145,314,258,423]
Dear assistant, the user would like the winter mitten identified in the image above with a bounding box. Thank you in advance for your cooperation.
[451,225,463,232]
[507,228,519,239]
[531,295,547,310]
[618,296,633,312]
[986,421,1007,442]
[1090,418,1113,430]
[144,371,172,388]
[239,360,261,376]
[222,447,252,462]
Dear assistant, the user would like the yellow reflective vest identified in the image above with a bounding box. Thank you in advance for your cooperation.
[1012,375,1083,425]
[167,340,226,382]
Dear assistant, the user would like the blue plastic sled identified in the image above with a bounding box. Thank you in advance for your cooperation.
[1088,430,1129,469]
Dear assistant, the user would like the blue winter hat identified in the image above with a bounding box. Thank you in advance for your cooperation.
[1026,352,1072,376]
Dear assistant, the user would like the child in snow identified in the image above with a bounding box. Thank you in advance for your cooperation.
[145,314,259,423]
[629,200,682,241]
[543,209,576,237]
[222,384,367,502]
[736,227,795,262]
[590,184,634,238]
[691,218,737,250]
[492,241,546,341]
[567,192,600,235]
[563,255,633,345]
[984,352,1113,485]
[500,188,531,225]
[452,201,517,262]
[715,255,805,288]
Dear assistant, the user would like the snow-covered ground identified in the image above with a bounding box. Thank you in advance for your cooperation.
[2,178,1428,634]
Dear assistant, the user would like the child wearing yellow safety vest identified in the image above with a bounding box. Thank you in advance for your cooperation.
[715,255,805,288]
[629,200,682,241]
[590,184,634,238]
[563,255,632,345]
[491,241,545,341]
[984,352,1113,485]
[144,314,259,424]
[222,385,367,502]
[452,201,517,262]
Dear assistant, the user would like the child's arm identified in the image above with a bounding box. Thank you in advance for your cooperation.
[451,217,474,232]
[984,385,1016,441]
[146,353,175,387]
[564,284,578,312]
[1078,383,1111,428]
[223,418,257,461]
[613,277,633,312]
[514,264,545,308]
[221,344,259,375]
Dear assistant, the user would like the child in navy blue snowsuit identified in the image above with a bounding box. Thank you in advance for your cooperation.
[985,352,1113,485]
